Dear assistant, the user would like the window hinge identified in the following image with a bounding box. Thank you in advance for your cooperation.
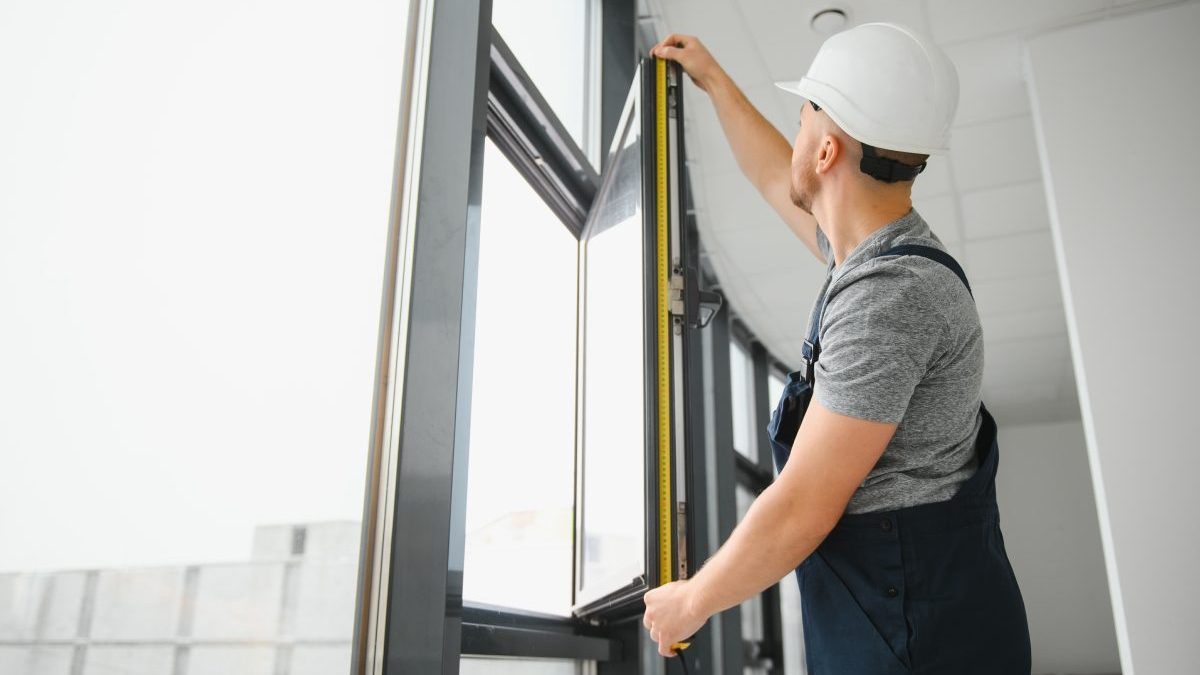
[667,67,679,118]
[669,270,686,317]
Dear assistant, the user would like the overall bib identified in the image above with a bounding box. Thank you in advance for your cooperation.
[766,245,1032,674]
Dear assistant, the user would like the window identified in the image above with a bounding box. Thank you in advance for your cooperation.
[461,657,581,674]
[492,0,597,161]
[769,372,786,417]
[730,339,756,459]
[575,87,648,610]
[0,0,409,671]
[780,572,807,675]
[768,372,786,475]
[737,485,775,675]
[462,140,579,616]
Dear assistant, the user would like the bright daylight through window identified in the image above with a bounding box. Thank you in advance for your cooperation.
[730,339,755,459]
[575,85,649,611]
[462,140,579,616]
[0,0,410,672]
[492,0,593,161]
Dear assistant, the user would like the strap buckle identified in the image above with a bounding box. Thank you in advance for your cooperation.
[801,339,820,383]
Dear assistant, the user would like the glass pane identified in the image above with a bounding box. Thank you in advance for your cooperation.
[736,488,765,643]
[0,0,408,671]
[731,340,755,459]
[769,373,786,416]
[737,485,775,675]
[768,373,785,475]
[461,656,581,674]
[576,93,646,608]
[492,0,589,154]
[780,566,808,675]
[462,140,578,616]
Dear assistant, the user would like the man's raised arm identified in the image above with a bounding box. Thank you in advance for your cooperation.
[651,35,824,263]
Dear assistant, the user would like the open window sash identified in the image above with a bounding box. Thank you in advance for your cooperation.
[573,59,716,623]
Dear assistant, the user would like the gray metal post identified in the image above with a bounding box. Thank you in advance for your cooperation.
[751,342,786,673]
[352,0,493,673]
[600,0,635,170]
[706,297,746,674]
[672,215,717,675]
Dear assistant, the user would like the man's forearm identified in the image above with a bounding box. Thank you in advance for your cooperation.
[685,480,829,618]
[703,71,794,194]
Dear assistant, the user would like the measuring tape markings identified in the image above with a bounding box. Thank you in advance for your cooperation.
[654,57,673,588]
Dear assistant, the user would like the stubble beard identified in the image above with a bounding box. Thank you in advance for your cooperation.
[789,164,816,215]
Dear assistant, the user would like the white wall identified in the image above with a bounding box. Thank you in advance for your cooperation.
[997,420,1120,674]
[1025,3,1200,673]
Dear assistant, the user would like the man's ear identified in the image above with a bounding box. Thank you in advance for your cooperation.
[815,134,840,175]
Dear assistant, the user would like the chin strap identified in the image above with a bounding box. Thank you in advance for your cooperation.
[860,143,926,183]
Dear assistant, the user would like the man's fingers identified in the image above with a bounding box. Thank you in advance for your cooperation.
[652,33,695,57]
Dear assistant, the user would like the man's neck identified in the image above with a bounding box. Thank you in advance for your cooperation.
[814,191,914,268]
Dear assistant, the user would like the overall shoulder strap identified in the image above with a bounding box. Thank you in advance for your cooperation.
[877,244,973,298]
[878,245,993,438]
[801,257,836,383]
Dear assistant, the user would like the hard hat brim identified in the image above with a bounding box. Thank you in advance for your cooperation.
[774,80,806,99]
[773,79,950,155]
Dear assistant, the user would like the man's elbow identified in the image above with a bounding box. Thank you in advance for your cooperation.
[797,505,840,543]
[773,490,842,562]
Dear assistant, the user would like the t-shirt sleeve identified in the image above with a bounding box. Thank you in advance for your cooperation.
[813,266,947,424]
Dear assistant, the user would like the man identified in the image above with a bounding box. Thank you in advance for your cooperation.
[642,23,1031,674]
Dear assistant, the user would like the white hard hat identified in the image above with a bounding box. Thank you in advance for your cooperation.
[776,22,959,155]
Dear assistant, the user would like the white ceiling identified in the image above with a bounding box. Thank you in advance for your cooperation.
[644,0,1184,426]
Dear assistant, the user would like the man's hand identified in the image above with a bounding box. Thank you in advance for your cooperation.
[642,580,708,657]
[650,34,726,93]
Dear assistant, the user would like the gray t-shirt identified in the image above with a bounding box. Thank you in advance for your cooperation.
[810,208,983,514]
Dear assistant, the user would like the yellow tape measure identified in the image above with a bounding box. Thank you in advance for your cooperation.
[654,58,673,591]
[656,57,691,658]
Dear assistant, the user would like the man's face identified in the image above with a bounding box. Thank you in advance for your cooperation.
[789,101,820,214]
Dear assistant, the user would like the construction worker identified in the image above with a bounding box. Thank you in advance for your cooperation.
[642,23,1032,674]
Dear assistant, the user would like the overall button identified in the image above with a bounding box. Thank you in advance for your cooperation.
[886,586,898,598]
[879,517,893,532]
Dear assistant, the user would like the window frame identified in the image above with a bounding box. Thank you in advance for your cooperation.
[727,321,791,673]
[487,27,599,236]
[355,0,791,668]
[453,0,630,661]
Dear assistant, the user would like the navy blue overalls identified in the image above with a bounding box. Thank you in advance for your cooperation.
[766,245,1032,674]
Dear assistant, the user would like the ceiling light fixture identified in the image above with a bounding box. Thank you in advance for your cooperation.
[811,8,848,36]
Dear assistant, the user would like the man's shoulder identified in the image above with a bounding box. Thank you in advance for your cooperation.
[834,236,969,308]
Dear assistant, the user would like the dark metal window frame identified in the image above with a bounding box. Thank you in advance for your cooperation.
[451,0,632,663]
[353,0,791,668]
[352,0,622,669]
[486,27,600,237]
